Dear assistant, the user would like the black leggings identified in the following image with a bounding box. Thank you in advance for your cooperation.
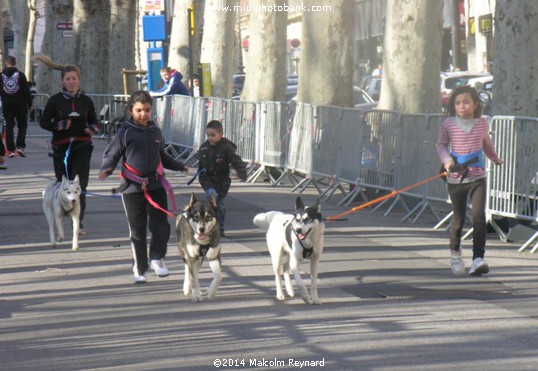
[447,178,487,259]
[122,189,170,276]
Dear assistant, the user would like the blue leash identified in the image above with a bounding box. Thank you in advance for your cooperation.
[63,139,119,199]
[187,168,206,185]
[63,139,74,180]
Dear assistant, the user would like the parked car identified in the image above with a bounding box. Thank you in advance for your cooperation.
[477,78,493,115]
[288,86,376,109]
[440,71,491,111]
[233,74,246,96]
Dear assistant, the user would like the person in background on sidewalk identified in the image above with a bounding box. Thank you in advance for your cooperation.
[197,120,247,237]
[39,61,99,236]
[149,67,190,97]
[0,56,33,157]
[437,85,503,277]
[98,90,189,283]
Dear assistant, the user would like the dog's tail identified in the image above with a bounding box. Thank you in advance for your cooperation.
[253,211,284,231]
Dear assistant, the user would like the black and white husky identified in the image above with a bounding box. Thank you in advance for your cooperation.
[253,197,325,305]
[176,193,222,302]
[42,175,81,251]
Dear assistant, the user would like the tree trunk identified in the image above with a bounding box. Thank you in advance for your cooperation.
[200,0,236,98]
[109,0,137,94]
[73,0,110,94]
[168,0,204,88]
[493,0,538,116]
[34,0,74,95]
[7,0,30,72]
[25,0,39,81]
[241,0,287,102]
[377,0,443,113]
[297,0,355,107]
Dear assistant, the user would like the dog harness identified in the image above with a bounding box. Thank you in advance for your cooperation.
[120,161,177,218]
[285,222,314,259]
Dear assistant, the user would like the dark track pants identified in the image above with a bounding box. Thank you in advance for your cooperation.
[122,189,170,276]
[3,101,28,152]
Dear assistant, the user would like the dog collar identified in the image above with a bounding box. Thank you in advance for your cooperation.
[285,222,314,258]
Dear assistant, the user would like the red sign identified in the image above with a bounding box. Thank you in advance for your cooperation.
[56,23,73,31]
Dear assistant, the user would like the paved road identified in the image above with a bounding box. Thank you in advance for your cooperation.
[2,124,538,370]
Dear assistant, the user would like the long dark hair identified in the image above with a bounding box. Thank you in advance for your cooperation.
[128,90,153,111]
[448,85,482,118]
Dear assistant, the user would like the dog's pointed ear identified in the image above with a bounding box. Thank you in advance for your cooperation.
[209,193,218,210]
[296,197,305,213]
[74,174,80,183]
[62,175,66,184]
[314,197,321,212]
[184,193,197,212]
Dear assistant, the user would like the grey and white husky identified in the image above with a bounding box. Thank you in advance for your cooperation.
[43,175,81,251]
[176,193,222,302]
[253,197,325,305]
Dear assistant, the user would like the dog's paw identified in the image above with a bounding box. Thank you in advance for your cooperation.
[56,237,64,243]
[206,289,217,299]
[72,245,79,251]
[311,298,321,305]
[286,289,295,298]
[191,294,204,302]
[301,295,312,305]
[276,293,286,301]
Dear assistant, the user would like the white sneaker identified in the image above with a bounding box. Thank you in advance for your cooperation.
[150,259,169,277]
[469,257,489,276]
[450,249,466,276]
[133,273,147,284]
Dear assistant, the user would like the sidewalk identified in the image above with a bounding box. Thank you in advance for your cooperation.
[2,125,538,370]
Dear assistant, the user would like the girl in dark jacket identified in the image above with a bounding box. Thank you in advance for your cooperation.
[98,90,188,283]
[40,63,99,235]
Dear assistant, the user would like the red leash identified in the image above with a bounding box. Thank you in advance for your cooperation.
[121,162,178,218]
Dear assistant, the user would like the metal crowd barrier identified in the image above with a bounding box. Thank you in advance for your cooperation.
[115,93,538,251]
[487,116,538,252]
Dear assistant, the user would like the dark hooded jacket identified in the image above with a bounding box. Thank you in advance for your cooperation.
[0,66,32,107]
[198,137,247,197]
[100,118,186,194]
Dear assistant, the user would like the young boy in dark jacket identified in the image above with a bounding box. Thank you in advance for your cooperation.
[198,120,247,236]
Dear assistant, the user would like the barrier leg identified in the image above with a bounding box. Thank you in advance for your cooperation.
[519,231,538,253]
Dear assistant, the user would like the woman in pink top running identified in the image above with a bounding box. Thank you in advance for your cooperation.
[437,86,503,277]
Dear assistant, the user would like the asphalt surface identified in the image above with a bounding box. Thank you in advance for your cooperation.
[2,123,538,371]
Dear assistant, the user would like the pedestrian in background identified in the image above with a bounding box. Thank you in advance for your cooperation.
[437,85,503,277]
[197,120,247,236]
[150,67,190,97]
[39,62,100,236]
[0,56,33,157]
[98,90,189,283]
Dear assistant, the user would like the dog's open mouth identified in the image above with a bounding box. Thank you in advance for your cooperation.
[297,233,307,240]
[196,233,207,241]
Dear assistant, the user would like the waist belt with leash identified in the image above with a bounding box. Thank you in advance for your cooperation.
[117,161,178,218]
[440,150,483,183]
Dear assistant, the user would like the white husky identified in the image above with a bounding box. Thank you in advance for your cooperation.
[253,197,325,305]
[43,175,81,251]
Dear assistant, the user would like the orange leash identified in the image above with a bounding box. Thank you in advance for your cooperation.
[325,172,447,221]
